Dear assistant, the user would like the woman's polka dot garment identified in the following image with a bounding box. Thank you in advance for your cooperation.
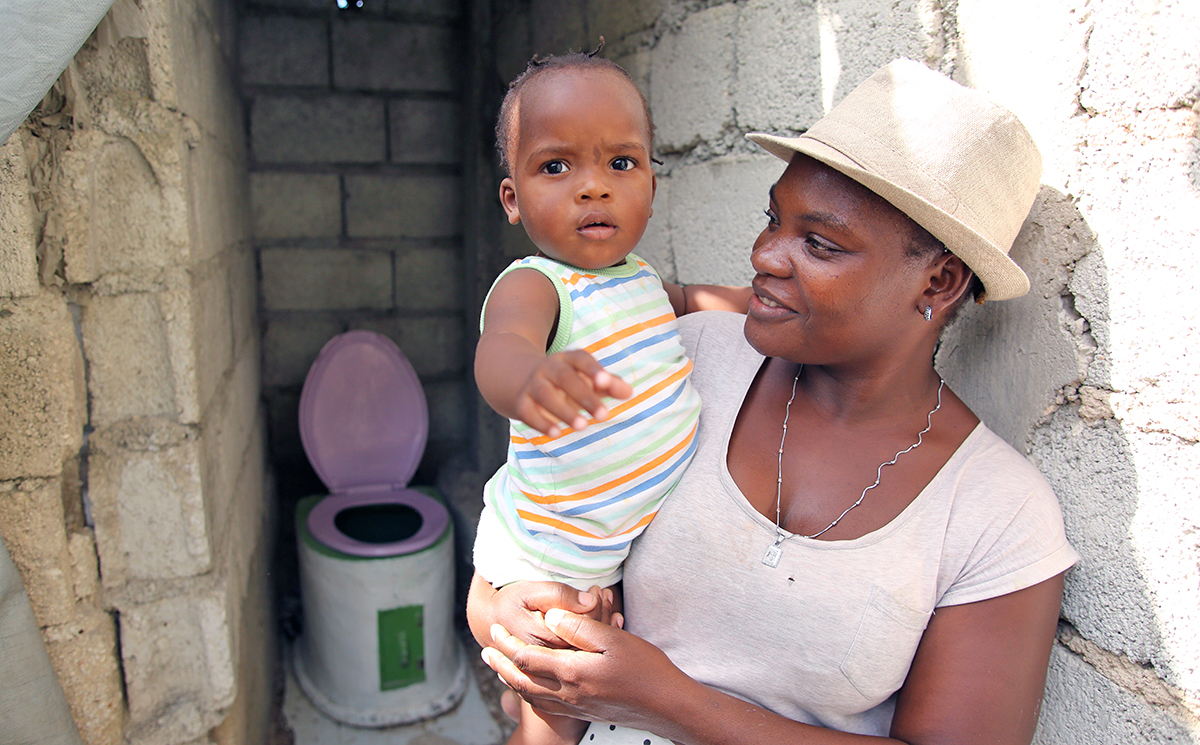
[582,723,663,743]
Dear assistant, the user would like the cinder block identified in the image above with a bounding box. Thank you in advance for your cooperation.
[67,530,101,603]
[260,247,393,311]
[192,261,235,419]
[530,0,586,57]
[187,134,251,265]
[159,267,204,426]
[81,292,178,428]
[394,246,463,311]
[1034,645,1194,743]
[250,172,341,239]
[0,291,87,481]
[733,0,822,133]
[88,419,212,586]
[0,478,76,628]
[332,20,457,92]
[650,4,737,150]
[669,154,781,286]
[228,247,259,360]
[1080,0,1200,114]
[586,0,663,44]
[265,390,304,462]
[200,350,264,543]
[41,609,124,745]
[345,174,460,238]
[634,174,675,281]
[389,99,461,164]
[239,16,329,87]
[68,135,176,279]
[154,0,245,150]
[262,313,345,388]
[351,315,465,378]
[120,590,235,742]
[385,0,463,18]
[251,95,386,164]
[0,131,39,299]
[425,379,467,440]
[243,0,327,10]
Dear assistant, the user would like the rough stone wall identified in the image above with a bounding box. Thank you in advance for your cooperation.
[485,0,1199,740]
[243,0,471,506]
[0,0,275,742]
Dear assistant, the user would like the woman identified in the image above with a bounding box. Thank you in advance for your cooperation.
[468,59,1079,745]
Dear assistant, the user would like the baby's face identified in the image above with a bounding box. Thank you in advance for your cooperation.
[500,69,656,270]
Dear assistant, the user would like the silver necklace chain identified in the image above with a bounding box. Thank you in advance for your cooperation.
[762,368,946,568]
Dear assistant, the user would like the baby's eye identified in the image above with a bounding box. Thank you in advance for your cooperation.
[610,156,636,171]
[542,160,569,175]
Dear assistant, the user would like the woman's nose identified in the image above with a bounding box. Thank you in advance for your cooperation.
[750,231,789,275]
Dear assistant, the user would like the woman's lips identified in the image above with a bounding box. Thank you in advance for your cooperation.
[749,286,791,317]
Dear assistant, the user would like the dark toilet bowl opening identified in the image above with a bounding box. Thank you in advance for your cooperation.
[334,504,423,544]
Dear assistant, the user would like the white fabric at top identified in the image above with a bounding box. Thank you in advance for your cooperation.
[0,0,115,143]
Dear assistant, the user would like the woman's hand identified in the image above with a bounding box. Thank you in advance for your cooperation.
[481,608,682,731]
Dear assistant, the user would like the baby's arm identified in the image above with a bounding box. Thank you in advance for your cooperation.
[476,268,633,437]
[663,281,752,316]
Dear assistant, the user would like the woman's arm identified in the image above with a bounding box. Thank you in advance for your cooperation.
[481,573,1067,745]
[663,282,753,316]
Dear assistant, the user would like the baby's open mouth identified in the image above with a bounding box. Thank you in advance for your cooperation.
[578,219,617,239]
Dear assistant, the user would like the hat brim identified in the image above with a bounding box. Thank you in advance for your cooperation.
[747,132,1031,301]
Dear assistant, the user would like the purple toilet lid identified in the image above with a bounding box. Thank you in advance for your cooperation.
[299,331,428,493]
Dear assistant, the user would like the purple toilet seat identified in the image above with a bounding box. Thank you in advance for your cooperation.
[300,331,445,557]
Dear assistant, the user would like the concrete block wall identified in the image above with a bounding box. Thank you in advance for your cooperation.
[0,0,275,742]
[488,0,1200,739]
[242,0,471,503]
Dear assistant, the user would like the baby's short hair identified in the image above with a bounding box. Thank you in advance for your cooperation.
[496,40,655,176]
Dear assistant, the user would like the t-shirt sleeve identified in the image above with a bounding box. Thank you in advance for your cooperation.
[937,437,1080,607]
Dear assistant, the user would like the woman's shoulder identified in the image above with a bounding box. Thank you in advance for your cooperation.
[934,423,1079,606]
[678,310,751,357]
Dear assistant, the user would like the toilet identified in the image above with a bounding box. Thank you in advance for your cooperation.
[292,330,467,727]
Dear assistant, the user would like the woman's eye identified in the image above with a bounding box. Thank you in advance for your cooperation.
[806,235,840,253]
[763,208,779,227]
[611,156,636,171]
[542,160,568,175]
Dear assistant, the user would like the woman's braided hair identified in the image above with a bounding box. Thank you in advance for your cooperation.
[495,38,656,176]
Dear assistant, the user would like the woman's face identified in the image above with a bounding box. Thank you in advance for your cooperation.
[745,154,931,369]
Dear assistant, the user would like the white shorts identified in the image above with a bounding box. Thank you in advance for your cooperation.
[473,502,622,592]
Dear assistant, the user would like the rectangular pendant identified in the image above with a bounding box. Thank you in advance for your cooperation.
[762,543,782,567]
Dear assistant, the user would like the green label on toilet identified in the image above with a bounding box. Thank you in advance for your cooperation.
[378,604,425,690]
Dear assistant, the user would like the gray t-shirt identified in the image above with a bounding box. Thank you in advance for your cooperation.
[619,311,1080,737]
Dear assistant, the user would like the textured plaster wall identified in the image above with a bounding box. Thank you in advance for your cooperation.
[0,0,275,743]
[488,0,1199,740]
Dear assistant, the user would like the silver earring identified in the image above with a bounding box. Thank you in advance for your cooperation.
[923,306,933,322]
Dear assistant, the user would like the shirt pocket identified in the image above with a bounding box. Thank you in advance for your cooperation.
[838,586,932,704]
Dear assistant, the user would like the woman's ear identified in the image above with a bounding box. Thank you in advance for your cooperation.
[922,252,973,315]
[499,178,521,225]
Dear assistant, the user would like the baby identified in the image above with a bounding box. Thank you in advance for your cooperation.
[473,47,748,745]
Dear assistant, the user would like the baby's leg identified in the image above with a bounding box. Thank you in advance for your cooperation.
[506,698,588,745]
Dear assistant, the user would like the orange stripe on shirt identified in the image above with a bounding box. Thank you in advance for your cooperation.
[582,312,675,355]
[517,424,695,506]
[515,507,658,539]
[510,359,694,446]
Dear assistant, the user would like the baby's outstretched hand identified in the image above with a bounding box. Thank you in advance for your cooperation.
[514,350,633,437]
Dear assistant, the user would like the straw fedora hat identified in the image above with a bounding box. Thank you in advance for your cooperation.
[747,59,1042,301]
